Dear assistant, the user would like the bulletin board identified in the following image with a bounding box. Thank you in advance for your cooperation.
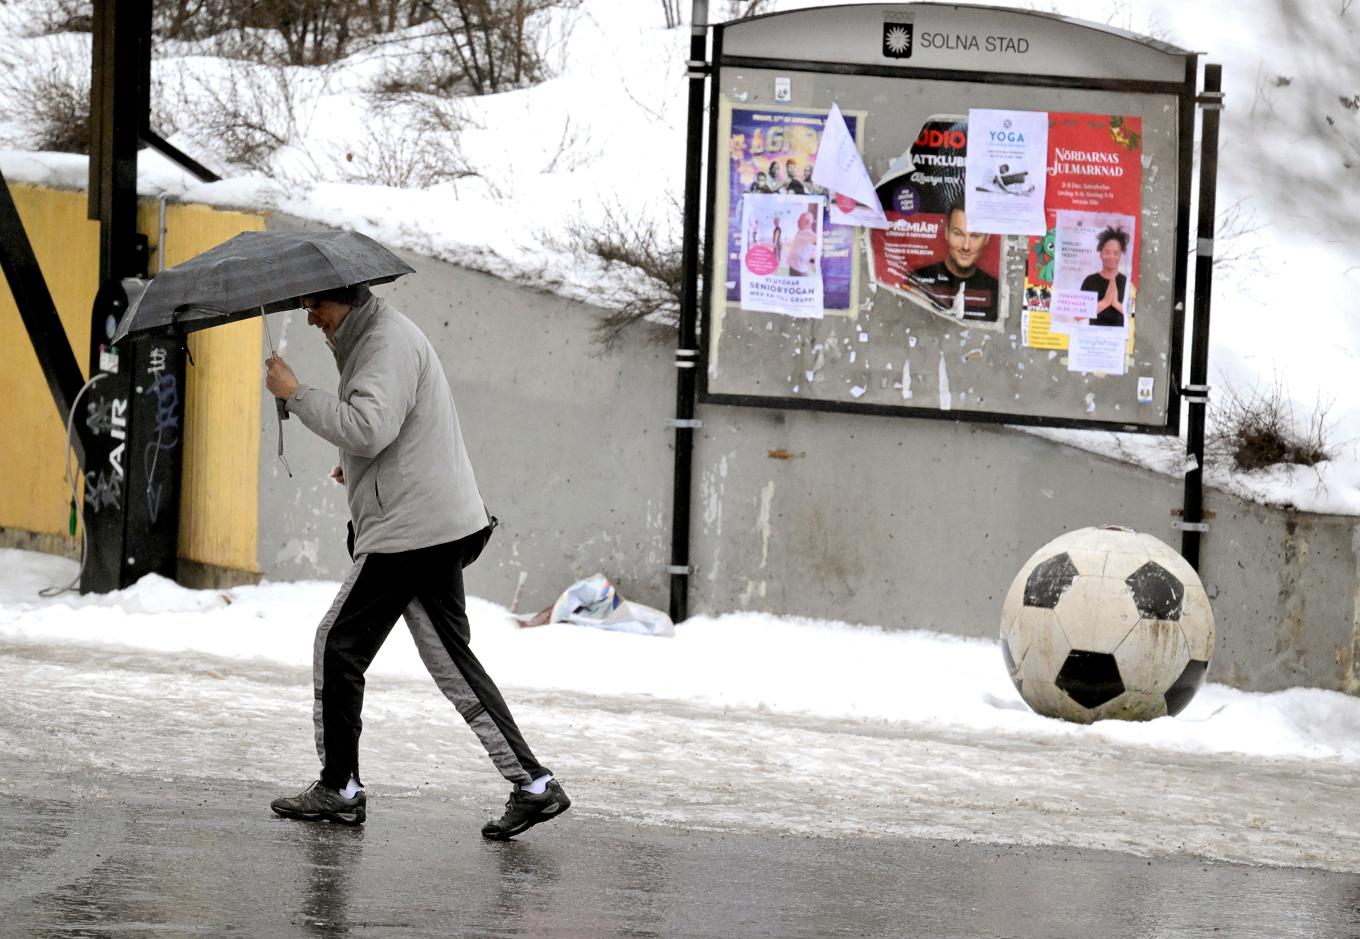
[700,4,1200,433]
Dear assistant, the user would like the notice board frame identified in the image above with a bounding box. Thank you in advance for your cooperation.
[697,4,1202,436]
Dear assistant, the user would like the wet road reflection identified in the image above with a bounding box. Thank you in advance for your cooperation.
[295,824,365,935]
[3,774,1360,937]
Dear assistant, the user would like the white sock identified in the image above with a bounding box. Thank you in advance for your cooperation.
[340,776,362,799]
[524,773,552,795]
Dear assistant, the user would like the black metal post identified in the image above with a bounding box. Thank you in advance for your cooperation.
[89,0,150,280]
[669,0,709,624]
[1181,64,1222,568]
[81,0,184,593]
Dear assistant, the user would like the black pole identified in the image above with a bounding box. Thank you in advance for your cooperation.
[81,0,184,593]
[1181,64,1222,568]
[669,0,709,624]
[91,0,149,284]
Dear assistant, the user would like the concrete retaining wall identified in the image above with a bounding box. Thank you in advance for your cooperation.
[254,217,1360,696]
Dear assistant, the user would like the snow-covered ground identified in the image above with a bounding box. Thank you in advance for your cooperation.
[1,0,1358,512]
[3,548,1358,872]
[1,4,1357,873]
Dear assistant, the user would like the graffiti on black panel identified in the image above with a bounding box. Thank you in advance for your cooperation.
[86,395,127,438]
[85,468,123,512]
[83,395,128,514]
[143,349,181,523]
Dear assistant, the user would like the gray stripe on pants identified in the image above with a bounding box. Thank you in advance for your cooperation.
[313,556,368,771]
[404,597,534,786]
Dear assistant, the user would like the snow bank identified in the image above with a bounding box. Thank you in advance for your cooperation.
[3,548,1357,768]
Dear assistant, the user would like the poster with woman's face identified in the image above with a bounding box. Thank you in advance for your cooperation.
[1050,210,1136,332]
[1022,113,1142,351]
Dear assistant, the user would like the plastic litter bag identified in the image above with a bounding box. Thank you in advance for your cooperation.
[517,574,674,637]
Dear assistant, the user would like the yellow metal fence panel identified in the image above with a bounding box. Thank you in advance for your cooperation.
[0,186,98,539]
[141,201,266,573]
[0,186,265,575]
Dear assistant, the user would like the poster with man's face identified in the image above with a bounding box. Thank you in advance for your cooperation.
[867,117,1004,325]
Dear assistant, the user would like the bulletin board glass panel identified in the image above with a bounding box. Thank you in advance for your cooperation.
[701,55,1189,432]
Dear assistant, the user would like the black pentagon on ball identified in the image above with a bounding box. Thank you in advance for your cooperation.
[1055,650,1125,709]
[1125,561,1184,621]
[1024,553,1079,609]
[1164,659,1209,715]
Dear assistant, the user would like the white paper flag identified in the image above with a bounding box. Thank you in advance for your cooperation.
[811,103,889,229]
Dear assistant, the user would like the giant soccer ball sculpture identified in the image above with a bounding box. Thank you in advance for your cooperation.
[1000,526,1214,723]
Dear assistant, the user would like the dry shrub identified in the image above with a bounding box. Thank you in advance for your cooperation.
[1208,379,1333,471]
[0,43,91,153]
[174,62,302,170]
[722,0,772,19]
[345,109,477,188]
[561,203,684,352]
[155,0,434,64]
[403,0,574,95]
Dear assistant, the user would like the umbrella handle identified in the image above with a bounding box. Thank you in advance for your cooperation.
[262,312,289,422]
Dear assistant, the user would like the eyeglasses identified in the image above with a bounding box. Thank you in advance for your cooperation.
[302,301,322,313]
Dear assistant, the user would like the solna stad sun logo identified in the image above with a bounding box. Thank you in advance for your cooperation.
[882,20,913,59]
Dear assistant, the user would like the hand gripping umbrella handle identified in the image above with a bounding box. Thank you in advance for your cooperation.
[262,311,289,422]
[262,310,293,478]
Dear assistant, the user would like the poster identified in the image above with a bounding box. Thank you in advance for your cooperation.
[1069,326,1128,375]
[739,193,825,317]
[724,106,859,316]
[867,116,1004,325]
[964,108,1048,235]
[1051,209,1136,331]
[1024,113,1143,355]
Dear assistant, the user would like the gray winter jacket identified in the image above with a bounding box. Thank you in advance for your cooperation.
[285,294,488,556]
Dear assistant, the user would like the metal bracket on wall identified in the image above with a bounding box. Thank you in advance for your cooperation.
[1172,519,1210,533]
[1196,90,1224,110]
[1180,383,1210,404]
[669,418,703,429]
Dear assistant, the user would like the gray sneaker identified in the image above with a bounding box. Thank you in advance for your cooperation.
[481,780,571,840]
[270,781,366,825]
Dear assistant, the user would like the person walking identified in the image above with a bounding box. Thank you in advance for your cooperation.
[263,283,569,839]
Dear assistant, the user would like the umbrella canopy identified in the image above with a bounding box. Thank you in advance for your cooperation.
[111,229,415,343]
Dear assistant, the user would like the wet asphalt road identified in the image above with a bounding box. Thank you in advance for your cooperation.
[3,765,1360,938]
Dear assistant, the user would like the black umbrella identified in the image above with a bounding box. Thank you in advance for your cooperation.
[111,229,415,343]
[110,229,414,471]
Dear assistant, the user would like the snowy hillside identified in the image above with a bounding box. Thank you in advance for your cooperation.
[0,0,1357,509]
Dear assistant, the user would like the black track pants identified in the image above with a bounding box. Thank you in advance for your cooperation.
[311,527,550,790]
